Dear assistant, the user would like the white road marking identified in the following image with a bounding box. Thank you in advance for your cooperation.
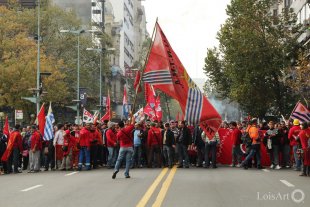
[280,180,295,187]
[21,185,43,192]
[65,172,79,176]
[262,169,270,172]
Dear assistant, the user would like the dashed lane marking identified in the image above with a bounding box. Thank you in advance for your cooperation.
[65,172,79,176]
[21,185,43,192]
[280,180,295,187]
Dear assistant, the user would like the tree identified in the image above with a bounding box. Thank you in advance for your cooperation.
[204,0,299,117]
[0,5,68,111]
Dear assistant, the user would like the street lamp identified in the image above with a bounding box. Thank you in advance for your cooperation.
[36,0,41,116]
[60,29,85,125]
[86,47,115,116]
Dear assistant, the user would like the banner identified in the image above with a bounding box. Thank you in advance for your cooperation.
[155,95,162,121]
[216,128,271,166]
[79,88,87,106]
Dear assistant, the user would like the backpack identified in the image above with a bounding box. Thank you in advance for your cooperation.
[241,131,252,147]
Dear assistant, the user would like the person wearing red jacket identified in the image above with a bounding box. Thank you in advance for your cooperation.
[106,122,118,168]
[78,123,91,171]
[288,119,302,171]
[90,124,100,169]
[298,122,310,176]
[7,124,23,173]
[147,122,163,168]
[112,118,135,179]
[60,130,74,171]
[230,121,242,167]
[29,125,42,173]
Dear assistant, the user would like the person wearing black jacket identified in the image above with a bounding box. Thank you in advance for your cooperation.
[278,121,290,168]
[263,121,281,170]
[177,121,191,168]
[162,123,175,168]
[193,125,204,167]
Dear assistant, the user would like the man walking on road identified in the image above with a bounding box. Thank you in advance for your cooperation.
[112,118,135,179]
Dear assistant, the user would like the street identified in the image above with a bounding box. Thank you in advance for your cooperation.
[0,166,309,207]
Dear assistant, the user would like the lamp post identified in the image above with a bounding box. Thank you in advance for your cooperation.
[86,47,115,116]
[36,0,41,116]
[60,29,85,125]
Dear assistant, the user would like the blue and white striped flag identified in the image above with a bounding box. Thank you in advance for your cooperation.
[43,102,55,141]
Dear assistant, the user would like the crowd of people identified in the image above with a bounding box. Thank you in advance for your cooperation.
[0,117,309,178]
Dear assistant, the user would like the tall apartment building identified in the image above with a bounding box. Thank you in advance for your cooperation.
[272,0,310,55]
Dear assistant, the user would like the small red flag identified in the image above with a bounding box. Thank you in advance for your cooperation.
[37,104,46,137]
[155,95,162,121]
[134,70,142,93]
[100,91,111,122]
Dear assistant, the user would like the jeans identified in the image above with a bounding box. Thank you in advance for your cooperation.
[114,147,134,176]
[8,148,20,173]
[270,145,279,166]
[132,145,142,167]
[177,144,189,167]
[205,141,217,167]
[232,145,242,165]
[293,145,301,170]
[107,147,117,167]
[78,147,90,170]
[242,144,261,167]
[163,145,174,167]
[29,150,40,171]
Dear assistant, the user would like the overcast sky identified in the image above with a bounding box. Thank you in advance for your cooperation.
[142,0,230,79]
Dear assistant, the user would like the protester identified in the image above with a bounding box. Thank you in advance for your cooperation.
[54,124,64,169]
[230,121,242,167]
[264,121,281,170]
[177,121,191,168]
[132,123,143,168]
[28,125,42,173]
[7,124,22,173]
[147,122,162,168]
[298,122,310,176]
[78,123,91,171]
[192,125,204,167]
[241,119,263,169]
[288,119,302,171]
[162,122,175,168]
[112,118,135,179]
[203,131,220,168]
[278,121,290,168]
[106,122,118,169]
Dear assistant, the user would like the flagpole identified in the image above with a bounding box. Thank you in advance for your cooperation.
[131,17,158,118]
[164,94,171,121]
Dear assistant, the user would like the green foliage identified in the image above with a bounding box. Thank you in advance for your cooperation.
[204,0,299,117]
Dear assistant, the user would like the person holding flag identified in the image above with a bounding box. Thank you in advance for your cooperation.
[43,103,55,171]
[6,124,23,174]
[112,116,135,179]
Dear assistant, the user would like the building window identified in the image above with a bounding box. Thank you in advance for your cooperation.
[92,10,101,14]
[284,0,291,8]
[92,2,96,7]
[273,9,278,17]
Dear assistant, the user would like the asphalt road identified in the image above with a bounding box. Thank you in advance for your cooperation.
[0,166,309,207]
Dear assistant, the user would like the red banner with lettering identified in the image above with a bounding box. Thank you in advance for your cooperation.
[217,128,271,166]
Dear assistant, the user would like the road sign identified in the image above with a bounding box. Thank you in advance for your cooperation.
[15,110,23,119]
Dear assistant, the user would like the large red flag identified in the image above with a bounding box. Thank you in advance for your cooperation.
[1,116,11,162]
[37,104,45,137]
[155,95,162,121]
[142,23,222,138]
[100,91,111,122]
